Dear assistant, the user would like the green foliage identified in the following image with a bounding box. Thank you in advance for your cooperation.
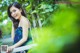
[29,2,79,53]
[1,20,12,36]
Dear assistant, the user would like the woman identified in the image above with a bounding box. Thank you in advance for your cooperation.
[7,2,32,53]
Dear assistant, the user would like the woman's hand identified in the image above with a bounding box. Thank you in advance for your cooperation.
[6,46,14,53]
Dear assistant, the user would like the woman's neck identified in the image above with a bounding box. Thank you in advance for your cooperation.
[18,15,25,27]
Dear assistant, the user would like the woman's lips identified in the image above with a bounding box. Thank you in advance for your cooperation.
[14,15,17,18]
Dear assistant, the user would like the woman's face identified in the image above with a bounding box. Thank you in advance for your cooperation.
[10,6,22,20]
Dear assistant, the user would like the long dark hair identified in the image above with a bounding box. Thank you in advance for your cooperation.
[7,2,26,29]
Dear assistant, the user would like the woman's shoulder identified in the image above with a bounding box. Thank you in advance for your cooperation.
[21,16,29,22]
[20,16,30,28]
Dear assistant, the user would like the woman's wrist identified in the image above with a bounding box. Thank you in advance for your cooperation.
[11,45,16,49]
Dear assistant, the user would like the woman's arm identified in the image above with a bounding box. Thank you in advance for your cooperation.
[12,18,29,48]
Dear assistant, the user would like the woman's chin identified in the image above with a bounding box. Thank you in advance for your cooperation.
[14,17,19,20]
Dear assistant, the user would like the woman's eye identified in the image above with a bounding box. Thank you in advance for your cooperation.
[13,10,16,12]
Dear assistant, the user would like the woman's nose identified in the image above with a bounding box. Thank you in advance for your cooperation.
[12,12,15,16]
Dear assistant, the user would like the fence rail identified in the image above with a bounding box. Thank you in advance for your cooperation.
[0,38,38,53]
[12,43,37,53]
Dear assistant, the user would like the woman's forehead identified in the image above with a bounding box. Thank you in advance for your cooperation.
[10,6,18,12]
